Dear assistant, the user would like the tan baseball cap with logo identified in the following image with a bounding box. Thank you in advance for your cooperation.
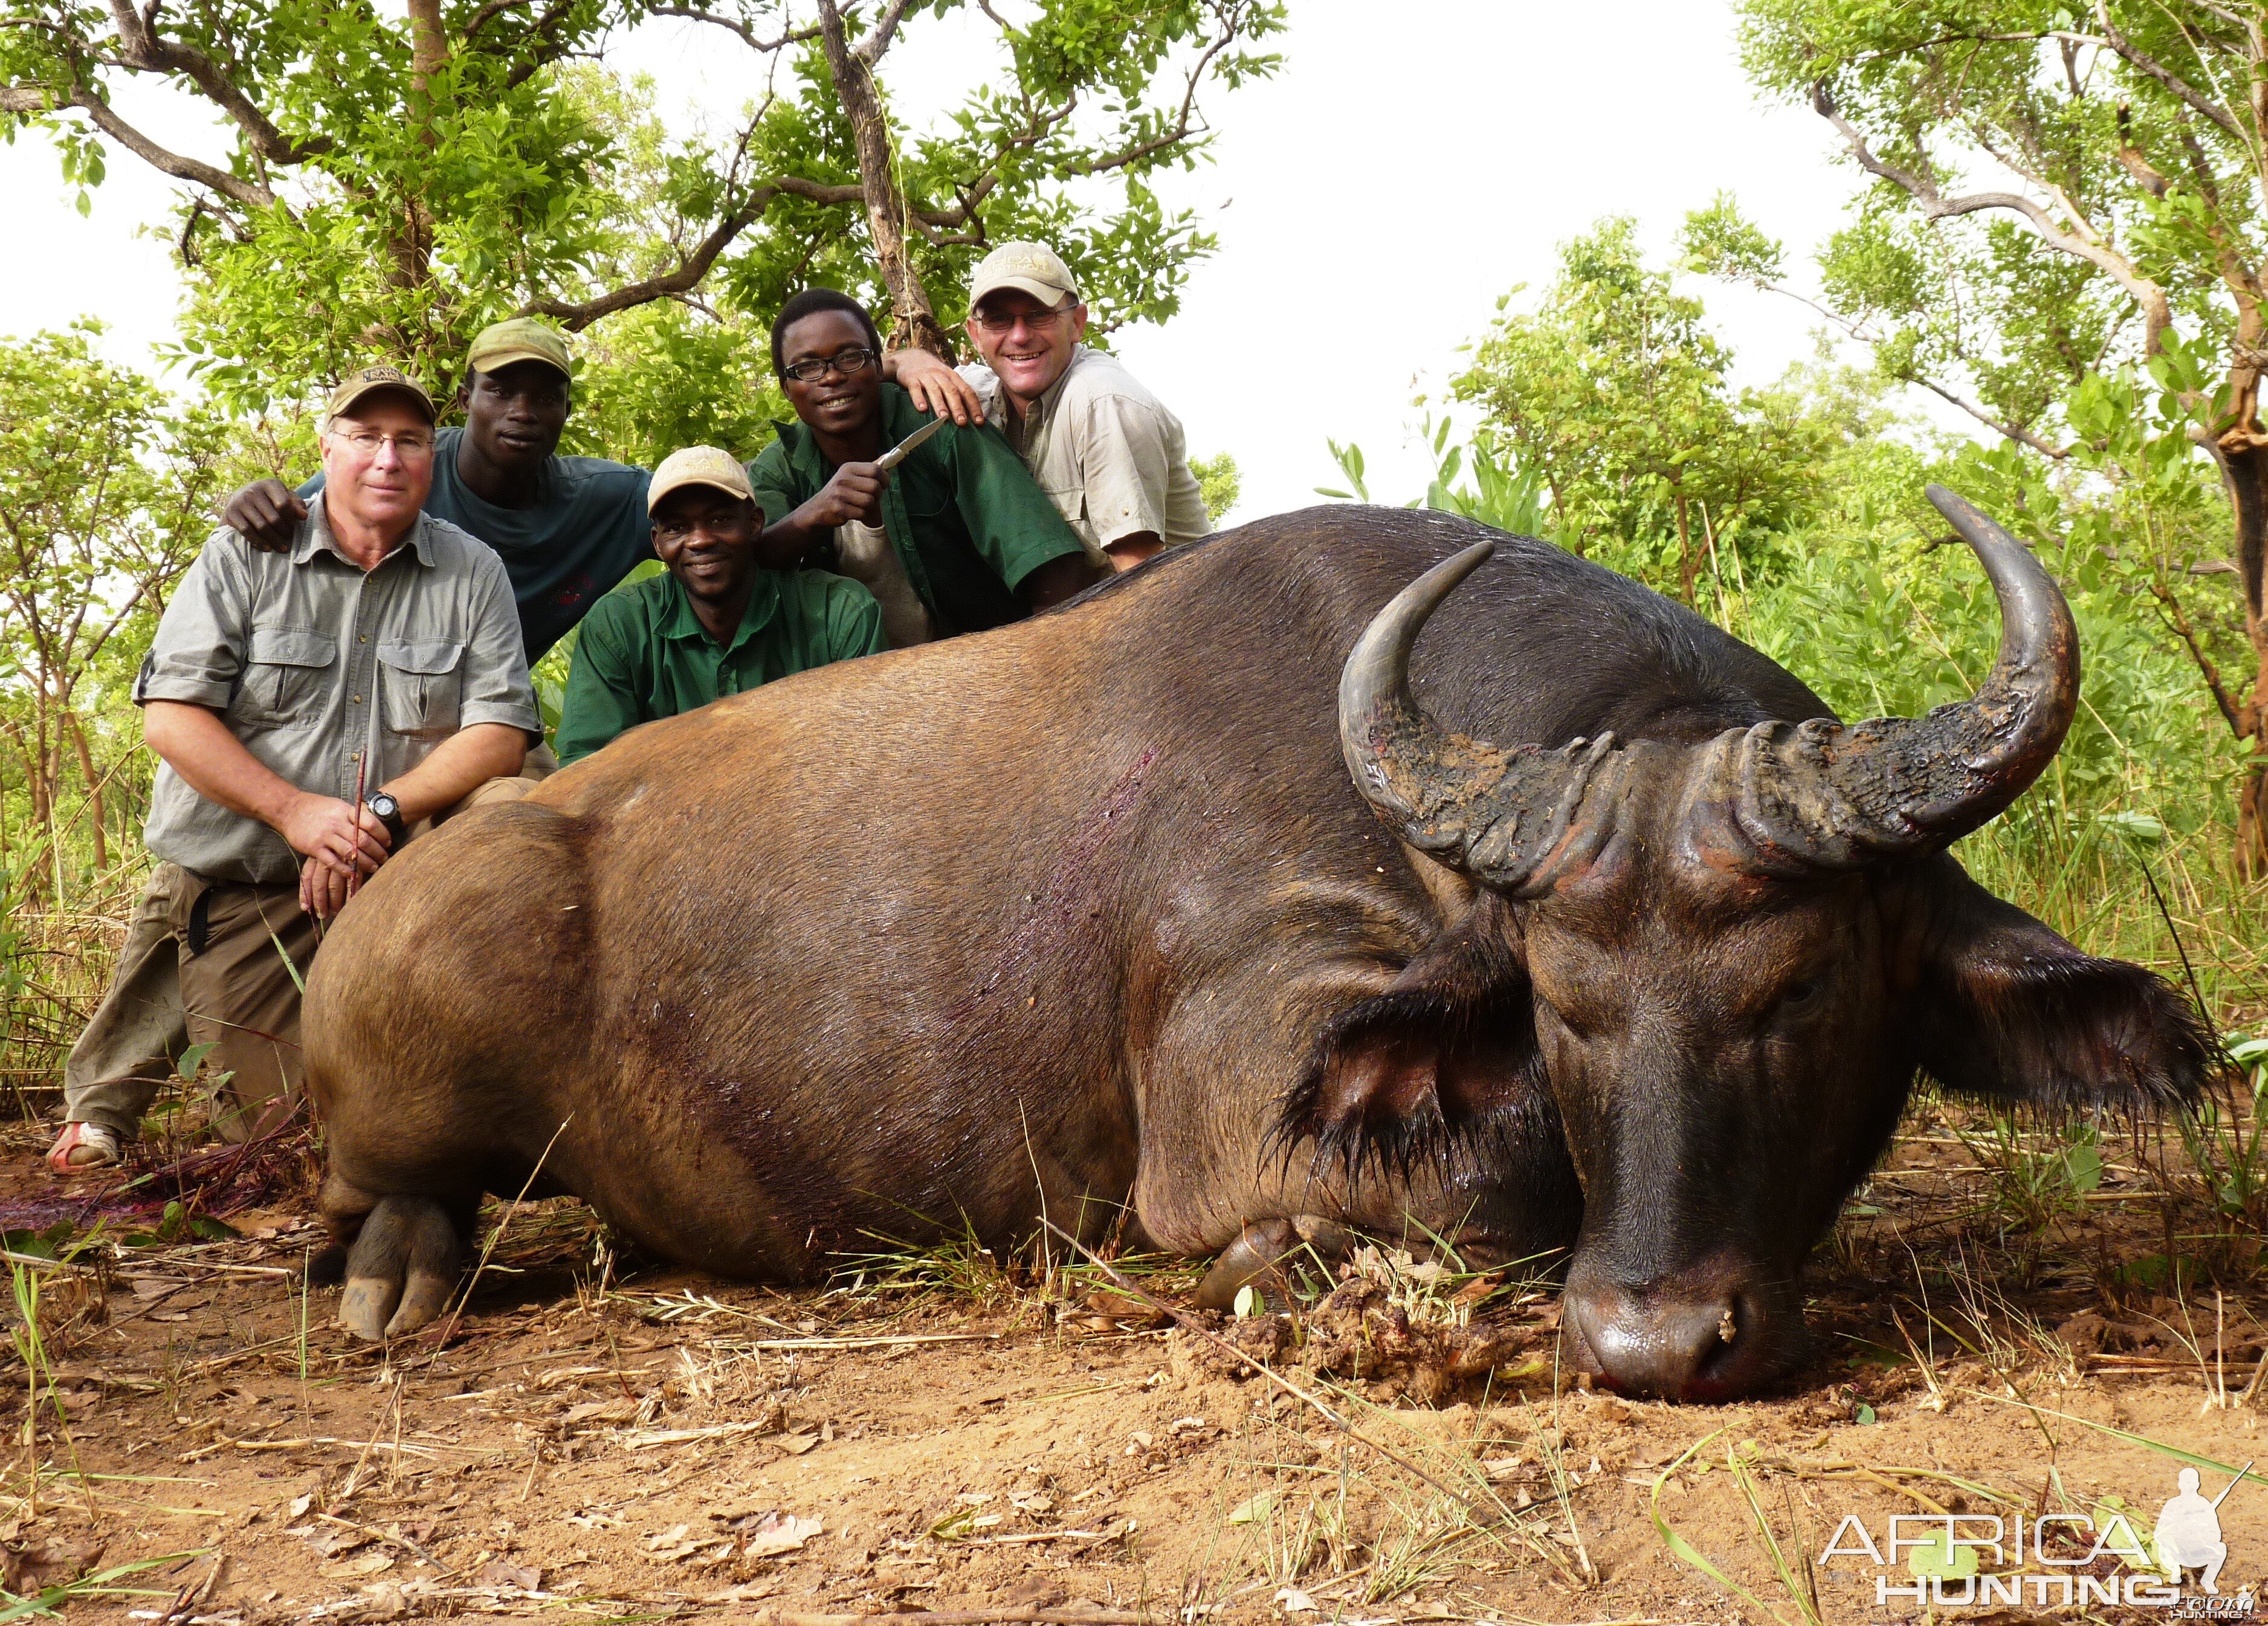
[648,445,758,513]
[466,317,572,378]
[968,241,1081,309]
[325,363,437,425]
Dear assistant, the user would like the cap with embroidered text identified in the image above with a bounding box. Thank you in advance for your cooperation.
[969,241,1080,310]
[325,364,436,425]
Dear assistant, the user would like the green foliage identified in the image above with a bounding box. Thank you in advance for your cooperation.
[2,1,1284,414]
[1191,450,1241,523]
[564,300,787,470]
[1447,219,1839,594]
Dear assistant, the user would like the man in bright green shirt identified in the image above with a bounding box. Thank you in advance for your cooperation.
[556,446,884,764]
[748,288,1102,646]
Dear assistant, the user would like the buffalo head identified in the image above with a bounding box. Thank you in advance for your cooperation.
[1304,485,2210,1401]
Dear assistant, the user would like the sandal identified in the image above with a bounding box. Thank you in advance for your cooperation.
[45,1121,121,1174]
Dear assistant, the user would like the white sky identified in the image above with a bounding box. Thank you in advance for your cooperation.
[0,0,1899,521]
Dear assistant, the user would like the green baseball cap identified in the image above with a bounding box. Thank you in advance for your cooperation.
[325,363,437,424]
[466,317,571,378]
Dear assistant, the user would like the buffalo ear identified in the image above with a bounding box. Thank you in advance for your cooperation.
[1914,870,2214,1114]
[1272,895,1556,1176]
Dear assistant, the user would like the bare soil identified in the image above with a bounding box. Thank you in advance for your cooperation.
[1,1109,2264,1626]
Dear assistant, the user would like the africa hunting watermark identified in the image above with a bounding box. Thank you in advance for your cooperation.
[1819,1463,2256,1612]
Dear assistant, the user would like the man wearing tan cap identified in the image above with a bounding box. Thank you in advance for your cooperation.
[555,445,884,763]
[46,365,539,1173]
[222,318,653,666]
[892,242,1212,571]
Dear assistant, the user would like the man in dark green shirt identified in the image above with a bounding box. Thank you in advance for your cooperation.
[749,289,1102,645]
[222,318,654,664]
[556,446,884,764]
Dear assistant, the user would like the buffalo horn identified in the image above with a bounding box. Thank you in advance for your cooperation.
[1338,541,1629,896]
[1711,484,2081,870]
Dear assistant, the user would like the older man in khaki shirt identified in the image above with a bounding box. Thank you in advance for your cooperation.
[47,364,538,1172]
[892,242,1212,571]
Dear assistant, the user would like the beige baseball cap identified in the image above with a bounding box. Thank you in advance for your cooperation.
[648,445,757,513]
[969,241,1080,309]
[326,363,437,424]
[466,316,572,378]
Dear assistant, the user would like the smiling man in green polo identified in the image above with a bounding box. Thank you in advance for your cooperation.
[554,446,884,764]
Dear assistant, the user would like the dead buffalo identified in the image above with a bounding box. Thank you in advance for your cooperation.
[303,487,2208,1401]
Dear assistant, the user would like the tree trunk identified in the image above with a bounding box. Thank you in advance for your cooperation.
[63,710,105,873]
[813,0,955,363]
[2211,427,2268,878]
[1673,485,1698,604]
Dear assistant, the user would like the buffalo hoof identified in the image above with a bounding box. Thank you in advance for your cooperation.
[1198,1216,1352,1311]
[338,1195,461,1342]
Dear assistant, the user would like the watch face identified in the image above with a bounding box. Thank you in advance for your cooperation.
[370,793,398,817]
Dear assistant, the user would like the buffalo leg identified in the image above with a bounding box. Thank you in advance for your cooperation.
[339,1195,462,1341]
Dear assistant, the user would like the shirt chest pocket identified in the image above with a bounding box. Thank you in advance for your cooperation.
[377,640,464,740]
[237,627,337,730]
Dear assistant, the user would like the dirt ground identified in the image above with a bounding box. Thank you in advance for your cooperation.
[1,1107,2265,1626]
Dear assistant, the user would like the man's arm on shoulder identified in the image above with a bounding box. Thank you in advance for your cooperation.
[554,595,646,764]
[945,421,1103,609]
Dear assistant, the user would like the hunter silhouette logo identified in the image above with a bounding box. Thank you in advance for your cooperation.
[2157,1465,2247,1594]
[1818,1457,2257,1608]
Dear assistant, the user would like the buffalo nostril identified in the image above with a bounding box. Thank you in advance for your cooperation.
[1566,1285,1749,1401]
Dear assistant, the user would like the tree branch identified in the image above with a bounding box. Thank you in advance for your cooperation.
[70,88,274,207]
[1811,79,2174,352]
[99,0,321,164]
[2092,0,2244,140]
[2149,575,2247,734]
[520,184,784,326]
[852,0,918,65]
[647,5,818,53]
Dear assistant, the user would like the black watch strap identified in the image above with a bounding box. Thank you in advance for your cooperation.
[367,794,409,849]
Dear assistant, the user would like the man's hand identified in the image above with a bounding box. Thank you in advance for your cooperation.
[299,854,354,922]
[276,791,390,881]
[796,464,888,531]
[885,349,984,426]
[224,479,308,552]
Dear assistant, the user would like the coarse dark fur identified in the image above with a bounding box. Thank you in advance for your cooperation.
[303,507,2211,1396]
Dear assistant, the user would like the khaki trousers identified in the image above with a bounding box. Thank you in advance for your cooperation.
[62,864,321,1144]
[63,746,555,1144]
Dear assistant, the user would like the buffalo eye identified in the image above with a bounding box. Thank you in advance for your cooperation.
[1778,978,1823,1017]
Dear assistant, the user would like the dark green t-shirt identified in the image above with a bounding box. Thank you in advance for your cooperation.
[746,384,1087,638]
[300,426,652,661]
[555,566,885,763]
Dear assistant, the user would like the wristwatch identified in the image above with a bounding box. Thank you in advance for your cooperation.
[365,791,409,849]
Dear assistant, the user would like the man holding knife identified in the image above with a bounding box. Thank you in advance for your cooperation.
[751,288,1100,647]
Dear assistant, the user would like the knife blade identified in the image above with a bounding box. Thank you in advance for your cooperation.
[871,412,948,473]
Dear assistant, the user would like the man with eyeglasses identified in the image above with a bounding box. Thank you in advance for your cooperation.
[219,318,653,673]
[750,288,1101,646]
[554,446,883,763]
[890,242,1212,572]
[45,366,538,1174]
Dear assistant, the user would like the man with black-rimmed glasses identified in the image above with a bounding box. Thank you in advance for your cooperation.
[748,288,1099,647]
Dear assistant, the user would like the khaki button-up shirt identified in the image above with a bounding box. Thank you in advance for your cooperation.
[961,346,1213,559]
[133,506,539,884]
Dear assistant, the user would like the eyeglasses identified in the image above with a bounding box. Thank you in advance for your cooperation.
[781,346,878,384]
[329,428,436,459]
[654,516,745,543]
[971,304,1072,336]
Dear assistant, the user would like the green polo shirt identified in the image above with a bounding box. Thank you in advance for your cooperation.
[747,383,1087,638]
[555,566,884,763]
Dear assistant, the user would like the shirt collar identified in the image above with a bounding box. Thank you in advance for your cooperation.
[294,498,436,568]
[659,567,781,653]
